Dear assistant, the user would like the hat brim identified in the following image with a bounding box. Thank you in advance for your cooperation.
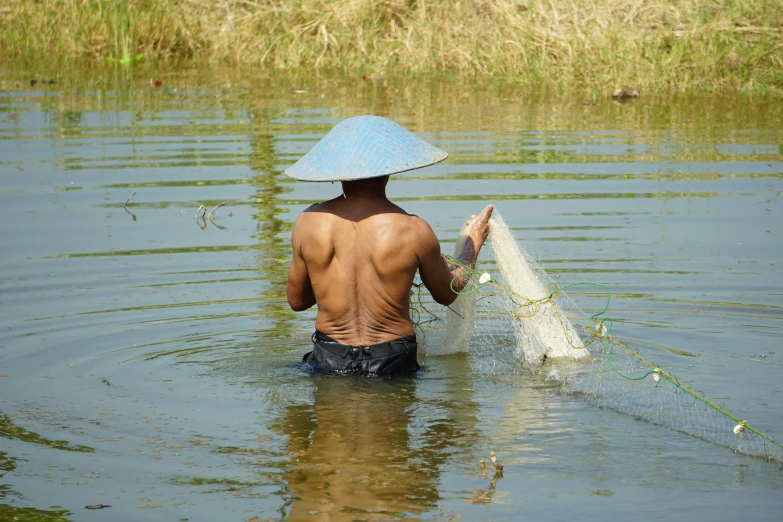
[283,115,448,182]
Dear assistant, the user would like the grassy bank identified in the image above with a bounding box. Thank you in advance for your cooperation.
[2,0,782,92]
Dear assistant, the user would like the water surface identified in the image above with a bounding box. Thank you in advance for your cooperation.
[1,70,782,521]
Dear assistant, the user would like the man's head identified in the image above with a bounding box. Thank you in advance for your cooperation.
[284,116,447,182]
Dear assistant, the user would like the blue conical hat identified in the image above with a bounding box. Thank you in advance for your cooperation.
[284,115,448,182]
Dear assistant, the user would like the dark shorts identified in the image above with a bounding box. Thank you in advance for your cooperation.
[303,331,419,375]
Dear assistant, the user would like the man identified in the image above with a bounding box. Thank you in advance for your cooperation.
[285,115,493,375]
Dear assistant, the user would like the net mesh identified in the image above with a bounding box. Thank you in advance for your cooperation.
[412,210,783,463]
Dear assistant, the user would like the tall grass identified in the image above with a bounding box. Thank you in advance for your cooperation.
[2,0,781,91]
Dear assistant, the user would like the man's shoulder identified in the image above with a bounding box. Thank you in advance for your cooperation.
[371,208,431,233]
[301,198,339,214]
[402,213,436,236]
[292,200,340,243]
[294,199,435,240]
[381,212,438,252]
[295,199,339,224]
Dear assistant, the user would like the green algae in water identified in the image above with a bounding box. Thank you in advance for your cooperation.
[0,413,93,453]
[0,504,73,522]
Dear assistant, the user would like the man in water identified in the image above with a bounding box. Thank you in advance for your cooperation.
[285,115,493,374]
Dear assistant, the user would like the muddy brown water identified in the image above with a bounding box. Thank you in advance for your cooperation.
[1,69,782,521]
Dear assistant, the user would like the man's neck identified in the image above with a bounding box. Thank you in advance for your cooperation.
[341,176,389,200]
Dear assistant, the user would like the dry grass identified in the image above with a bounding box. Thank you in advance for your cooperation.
[2,0,782,92]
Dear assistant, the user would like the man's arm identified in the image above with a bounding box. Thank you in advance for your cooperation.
[286,217,316,311]
[418,205,493,306]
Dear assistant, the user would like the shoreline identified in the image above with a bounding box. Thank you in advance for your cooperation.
[2,0,781,95]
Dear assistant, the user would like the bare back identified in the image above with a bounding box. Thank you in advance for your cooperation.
[288,196,429,345]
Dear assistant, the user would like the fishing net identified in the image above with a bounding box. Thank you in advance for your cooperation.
[412,210,783,463]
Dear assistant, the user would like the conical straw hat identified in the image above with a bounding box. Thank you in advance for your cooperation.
[284,115,448,182]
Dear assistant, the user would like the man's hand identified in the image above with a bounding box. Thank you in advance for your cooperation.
[463,204,494,250]
[418,204,495,306]
[455,204,494,268]
[447,204,494,292]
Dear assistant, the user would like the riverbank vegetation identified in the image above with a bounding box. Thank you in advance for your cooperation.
[2,0,781,92]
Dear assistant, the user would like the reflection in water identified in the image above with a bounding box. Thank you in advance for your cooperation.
[0,412,92,453]
[284,377,438,519]
[283,357,481,519]
[0,418,74,521]
[0,501,72,522]
[249,106,299,342]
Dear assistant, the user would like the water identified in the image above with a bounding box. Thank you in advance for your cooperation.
[1,69,782,521]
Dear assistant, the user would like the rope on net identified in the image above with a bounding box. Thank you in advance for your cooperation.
[424,253,783,453]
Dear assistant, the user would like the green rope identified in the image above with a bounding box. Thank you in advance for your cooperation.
[442,253,783,453]
[602,332,783,451]
[600,318,655,381]
[444,253,612,322]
